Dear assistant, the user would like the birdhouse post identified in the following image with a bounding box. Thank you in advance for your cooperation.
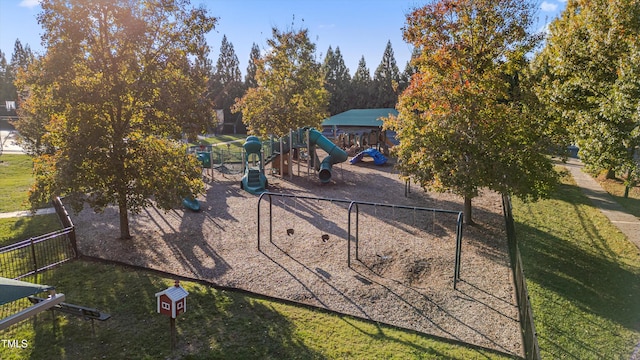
[155,280,189,351]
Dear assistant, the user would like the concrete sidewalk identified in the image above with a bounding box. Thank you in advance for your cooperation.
[0,207,56,219]
[562,157,640,251]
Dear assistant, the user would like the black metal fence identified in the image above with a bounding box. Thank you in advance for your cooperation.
[502,194,541,360]
[0,197,78,280]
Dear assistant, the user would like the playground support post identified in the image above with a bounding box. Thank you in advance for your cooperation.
[279,137,284,177]
[289,129,293,180]
[454,212,464,287]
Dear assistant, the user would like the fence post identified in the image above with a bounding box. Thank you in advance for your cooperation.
[29,237,38,276]
[54,196,79,258]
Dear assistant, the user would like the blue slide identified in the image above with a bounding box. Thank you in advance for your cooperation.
[350,148,387,166]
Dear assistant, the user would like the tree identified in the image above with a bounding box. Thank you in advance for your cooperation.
[244,42,260,89]
[398,48,419,94]
[0,40,34,115]
[388,0,557,224]
[210,35,245,133]
[233,27,328,137]
[11,40,34,72]
[535,0,640,196]
[372,40,400,108]
[0,51,11,110]
[351,56,372,109]
[16,0,216,239]
[322,46,352,115]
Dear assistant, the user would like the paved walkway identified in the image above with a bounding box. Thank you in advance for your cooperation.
[562,157,640,251]
[0,207,56,219]
[560,158,640,360]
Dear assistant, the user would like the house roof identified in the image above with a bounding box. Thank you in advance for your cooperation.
[322,108,398,127]
[0,277,55,305]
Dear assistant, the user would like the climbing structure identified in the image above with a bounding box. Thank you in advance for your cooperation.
[241,136,268,194]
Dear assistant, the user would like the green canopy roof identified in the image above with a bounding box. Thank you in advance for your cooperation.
[322,108,398,127]
[0,277,54,305]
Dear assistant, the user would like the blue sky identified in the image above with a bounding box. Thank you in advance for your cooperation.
[1,0,567,76]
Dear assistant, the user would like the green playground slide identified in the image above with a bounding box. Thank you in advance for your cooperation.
[307,128,348,183]
[241,136,268,194]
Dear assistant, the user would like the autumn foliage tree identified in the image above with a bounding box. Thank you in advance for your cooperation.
[233,27,328,137]
[388,0,558,224]
[535,0,640,195]
[16,0,216,239]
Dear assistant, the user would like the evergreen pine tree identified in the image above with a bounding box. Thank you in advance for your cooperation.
[351,56,372,109]
[372,40,400,108]
[245,43,260,89]
[322,46,352,115]
[211,35,245,133]
[398,48,419,94]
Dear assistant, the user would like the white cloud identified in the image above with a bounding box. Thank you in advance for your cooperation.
[558,0,567,2]
[540,1,558,12]
[19,0,40,8]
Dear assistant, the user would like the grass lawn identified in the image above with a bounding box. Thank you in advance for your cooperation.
[201,134,247,145]
[190,135,247,164]
[594,176,640,219]
[194,134,246,150]
[512,172,640,359]
[0,154,35,212]
[0,214,62,247]
[0,260,512,360]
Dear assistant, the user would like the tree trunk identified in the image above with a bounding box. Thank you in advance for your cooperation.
[605,169,616,179]
[464,196,474,225]
[118,194,131,240]
[624,168,632,198]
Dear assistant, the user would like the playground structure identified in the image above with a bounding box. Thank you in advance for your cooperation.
[241,136,268,195]
[332,128,391,156]
[187,127,386,198]
[239,128,349,194]
[321,108,399,156]
[350,148,387,166]
[263,127,348,183]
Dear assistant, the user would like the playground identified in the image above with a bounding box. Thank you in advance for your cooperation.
[68,137,523,356]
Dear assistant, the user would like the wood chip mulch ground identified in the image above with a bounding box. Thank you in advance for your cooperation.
[70,156,523,357]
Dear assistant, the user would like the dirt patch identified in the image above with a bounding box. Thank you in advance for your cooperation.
[69,155,523,357]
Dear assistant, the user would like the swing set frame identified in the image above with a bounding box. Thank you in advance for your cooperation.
[256,192,465,289]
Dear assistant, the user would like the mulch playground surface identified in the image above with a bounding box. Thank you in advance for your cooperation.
[71,156,523,357]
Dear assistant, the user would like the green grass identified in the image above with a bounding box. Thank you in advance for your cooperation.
[0,260,512,360]
[595,177,640,219]
[0,154,35,212]
[201,134,247,145]
[190,135,246,164]
[512,173,640,359]
[0,214,62,247]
